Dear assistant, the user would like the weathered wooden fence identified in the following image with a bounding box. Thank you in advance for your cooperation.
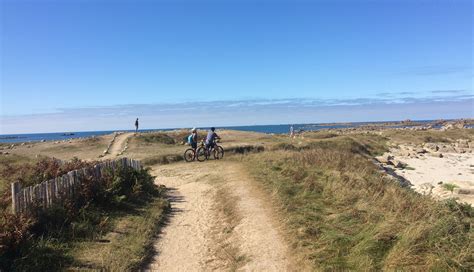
[11,157,142,214]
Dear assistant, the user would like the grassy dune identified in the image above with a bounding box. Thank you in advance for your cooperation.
[244,135,473,270]
[1,128,473,270]
[381,128,474,144]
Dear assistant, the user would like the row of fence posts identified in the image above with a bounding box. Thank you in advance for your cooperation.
[11,157,142,214]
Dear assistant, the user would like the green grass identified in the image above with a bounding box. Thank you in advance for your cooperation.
[243,135,473,271]
[69,196,169,271]
[442,183,459,193]
[135,133,176,145]
[142,154,184,166]
[8,196,169,272]
[0,154,37,195]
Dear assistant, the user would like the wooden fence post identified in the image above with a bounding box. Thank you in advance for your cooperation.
[11,182,21,214]
[9,158,141,214]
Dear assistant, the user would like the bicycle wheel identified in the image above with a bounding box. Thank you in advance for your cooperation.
[196,147,208,162]
[184,148,195,162]
[213,145,224,160]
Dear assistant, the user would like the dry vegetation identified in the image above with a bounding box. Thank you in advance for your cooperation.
[2,135,112,161]
[1,127,473,271]
[0,156,168,271]
[244,134,473,270]
[209,177,248,271]
[381,128,474,144]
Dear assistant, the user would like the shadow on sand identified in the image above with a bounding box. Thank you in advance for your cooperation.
[140,186,185,270]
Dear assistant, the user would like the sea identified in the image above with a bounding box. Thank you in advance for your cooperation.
[0,120,464,143]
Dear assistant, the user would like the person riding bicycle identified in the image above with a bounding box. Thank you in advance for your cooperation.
[188,128,198,149]
[205,127,220,150]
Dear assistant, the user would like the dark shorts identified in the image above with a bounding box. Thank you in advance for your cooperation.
[206,142,215,149]
[191,142,197,149]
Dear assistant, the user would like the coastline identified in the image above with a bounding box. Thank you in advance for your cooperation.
[2,118,473,144]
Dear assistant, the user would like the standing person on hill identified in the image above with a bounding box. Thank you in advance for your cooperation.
[289,125,294,138]
[135,118,139,133]
[205,127,220,151]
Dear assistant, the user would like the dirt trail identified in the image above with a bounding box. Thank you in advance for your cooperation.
[102,132,133,159]
[146,161,295,271]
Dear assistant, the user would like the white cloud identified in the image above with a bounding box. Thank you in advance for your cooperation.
[1,94,473,134]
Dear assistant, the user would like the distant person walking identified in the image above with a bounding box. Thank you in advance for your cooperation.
[289,125,294,138]
[135,118,139,133]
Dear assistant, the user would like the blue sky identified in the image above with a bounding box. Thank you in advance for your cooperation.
[0,0,473,133]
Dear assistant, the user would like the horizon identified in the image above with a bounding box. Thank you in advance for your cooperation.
[0,113,471,136]
[1,0,473,134]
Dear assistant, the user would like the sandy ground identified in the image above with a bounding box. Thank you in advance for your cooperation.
[102,132,133,159]
[2,134,113,161]
[145,161,295,271]
[387,151,474,205]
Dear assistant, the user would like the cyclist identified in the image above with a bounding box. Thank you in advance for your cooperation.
[205,127,220,151]
[188,128,198,149]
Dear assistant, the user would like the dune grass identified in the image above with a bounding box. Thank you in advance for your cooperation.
[442,183,459,193]
[134,133,177,145]
[0,159,169,272]
[244,135,473,270]
[382,128,474,144]
[69,196,169,271]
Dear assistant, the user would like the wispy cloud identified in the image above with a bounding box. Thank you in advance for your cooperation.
[1,91,473,134]
[430,90,469,94]
[3,91,473,118]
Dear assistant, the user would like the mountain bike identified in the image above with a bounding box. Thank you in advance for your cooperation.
[184,141,204,162]
[196,139,224,162]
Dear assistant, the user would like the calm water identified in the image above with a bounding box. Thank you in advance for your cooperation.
[0,120,459,143]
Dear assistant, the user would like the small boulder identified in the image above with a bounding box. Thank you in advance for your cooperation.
[377,154,394,164]
[415,148,427,154]
[455,140,469,149]
[393,160,407,169]
[429,152,442,158]
[439,146,456,153]
[424,143,439,152]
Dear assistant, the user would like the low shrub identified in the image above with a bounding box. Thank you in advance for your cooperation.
[442,183,459,192]
[0,158,162,271]
[142,154,184,166]
[273,143,298,151]
[227,145,264,154]
[135,133,176,145]
[0,157,95,198]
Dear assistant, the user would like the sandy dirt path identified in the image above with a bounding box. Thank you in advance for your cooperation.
[145,160,295,271]
[102,132,133,159]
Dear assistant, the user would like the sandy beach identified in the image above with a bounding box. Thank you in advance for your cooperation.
[377,140,474,205]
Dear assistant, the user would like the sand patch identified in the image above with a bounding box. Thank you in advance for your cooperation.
[379,144,474,205]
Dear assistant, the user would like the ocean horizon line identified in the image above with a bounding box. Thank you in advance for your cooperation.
[1,118,470,144]
[0,118,456,137]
